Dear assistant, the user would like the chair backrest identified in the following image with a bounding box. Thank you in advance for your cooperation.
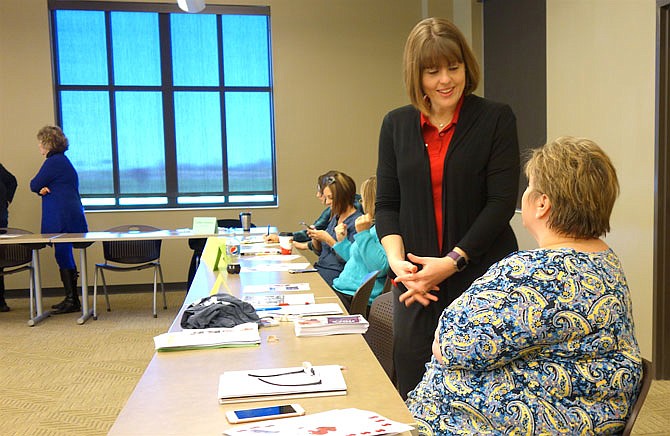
[216,218,256,229]
[103,225,162,264]
[364,291,395,384]
[348,270,379,316]
[622,358,653,436]
[0,228,33,269]
[217,218,242,229]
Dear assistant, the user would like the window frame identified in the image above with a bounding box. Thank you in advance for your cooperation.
[47,0,277,211]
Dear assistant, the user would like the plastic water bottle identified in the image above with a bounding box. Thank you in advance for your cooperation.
[225,236,241,274]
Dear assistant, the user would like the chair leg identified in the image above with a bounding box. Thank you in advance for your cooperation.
[158,263,167,310]
[100,269,111,311]
[93,266,99,320]
[152,266,158,318]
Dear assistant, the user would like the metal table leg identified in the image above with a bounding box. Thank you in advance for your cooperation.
[77,246,94,324]
[28,248,50,326]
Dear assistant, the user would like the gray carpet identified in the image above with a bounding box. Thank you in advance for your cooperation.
[0,290,185,435]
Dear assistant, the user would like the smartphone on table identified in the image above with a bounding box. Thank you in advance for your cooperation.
[225,403,305,424]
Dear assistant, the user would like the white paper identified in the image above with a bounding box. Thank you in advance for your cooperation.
[222,408,415,435]
[243,283,311,293]
[218,364,347,403]
[242,262,311,272]
[274,303,343,317]
[243,254,302,262]
[153,323,260,351]
[242,293,315,308]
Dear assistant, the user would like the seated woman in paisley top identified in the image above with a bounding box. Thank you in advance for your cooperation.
[406,136,643,435]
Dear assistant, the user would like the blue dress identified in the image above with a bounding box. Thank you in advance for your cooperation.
[314,210,362,287]
[332,225,389,304]
[30,152,88,269]
[406,248,642,435]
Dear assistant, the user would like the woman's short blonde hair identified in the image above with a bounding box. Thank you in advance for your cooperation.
[403,17,480,115]
[525,136,619,239]
[360,176,377,219]
[37,125,69,153]
[323,171,356,217]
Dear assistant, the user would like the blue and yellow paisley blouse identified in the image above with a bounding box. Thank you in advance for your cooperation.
[406,248,642,435]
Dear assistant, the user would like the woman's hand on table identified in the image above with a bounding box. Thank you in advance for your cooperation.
[263,233,279,243]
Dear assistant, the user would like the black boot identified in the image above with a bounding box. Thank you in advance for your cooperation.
[52,270,79,309]
[52,269,81,315]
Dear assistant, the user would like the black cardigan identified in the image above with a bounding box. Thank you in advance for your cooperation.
[375,94,520,299]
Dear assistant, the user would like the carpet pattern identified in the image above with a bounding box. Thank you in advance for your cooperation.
[0,291,184,436]
[0,290,668,435]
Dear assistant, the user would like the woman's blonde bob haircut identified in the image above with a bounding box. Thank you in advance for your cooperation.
[403,17,480,115]
[525,136,619,239]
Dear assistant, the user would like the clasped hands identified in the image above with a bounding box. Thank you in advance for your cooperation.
[392,254,455,307]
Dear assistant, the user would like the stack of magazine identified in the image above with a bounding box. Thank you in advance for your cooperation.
[293,314,369,337]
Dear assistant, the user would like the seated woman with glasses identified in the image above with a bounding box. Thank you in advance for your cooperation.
[406,137,643,435]
[307,171,362,287]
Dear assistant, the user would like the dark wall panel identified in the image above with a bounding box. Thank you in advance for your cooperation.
[482,0,546,206]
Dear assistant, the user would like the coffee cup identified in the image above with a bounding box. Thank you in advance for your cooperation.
[278,232,293,255]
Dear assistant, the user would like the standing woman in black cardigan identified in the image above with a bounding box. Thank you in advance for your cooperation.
[375,17,520,398]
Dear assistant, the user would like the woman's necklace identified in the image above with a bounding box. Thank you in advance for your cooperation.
[431,114,453,129]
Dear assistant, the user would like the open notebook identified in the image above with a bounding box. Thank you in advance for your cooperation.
[218,364,347,404]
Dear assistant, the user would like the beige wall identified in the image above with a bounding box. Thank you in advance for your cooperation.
[0,0,434,289]
[509,0,656,358]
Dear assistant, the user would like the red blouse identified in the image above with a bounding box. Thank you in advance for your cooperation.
[420,97,464,251]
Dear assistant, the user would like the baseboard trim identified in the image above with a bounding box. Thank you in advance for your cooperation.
[5,282,187,299]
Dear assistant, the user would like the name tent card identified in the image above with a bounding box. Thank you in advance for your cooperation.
[192,217,218,234]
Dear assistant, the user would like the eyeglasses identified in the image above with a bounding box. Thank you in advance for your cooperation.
[324,176,336,185]
[248,362,322,387]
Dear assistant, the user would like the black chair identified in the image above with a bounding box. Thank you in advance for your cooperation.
[622,358,653,435]
[186,218,255,288]
[348,270,379,317]
[0,228,37,318]
[93,225,166,318]
[364,291,396,385]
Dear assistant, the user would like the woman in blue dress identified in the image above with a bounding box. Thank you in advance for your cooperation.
[406,137,643,435]
[307,171,362,287]
[332,176,389,310]
[31,126,88,314]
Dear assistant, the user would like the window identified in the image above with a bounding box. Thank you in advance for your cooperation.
[48,1,276,210]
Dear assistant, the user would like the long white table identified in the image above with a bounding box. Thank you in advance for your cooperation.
[50,227,277,324]
[108,237,416,435]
